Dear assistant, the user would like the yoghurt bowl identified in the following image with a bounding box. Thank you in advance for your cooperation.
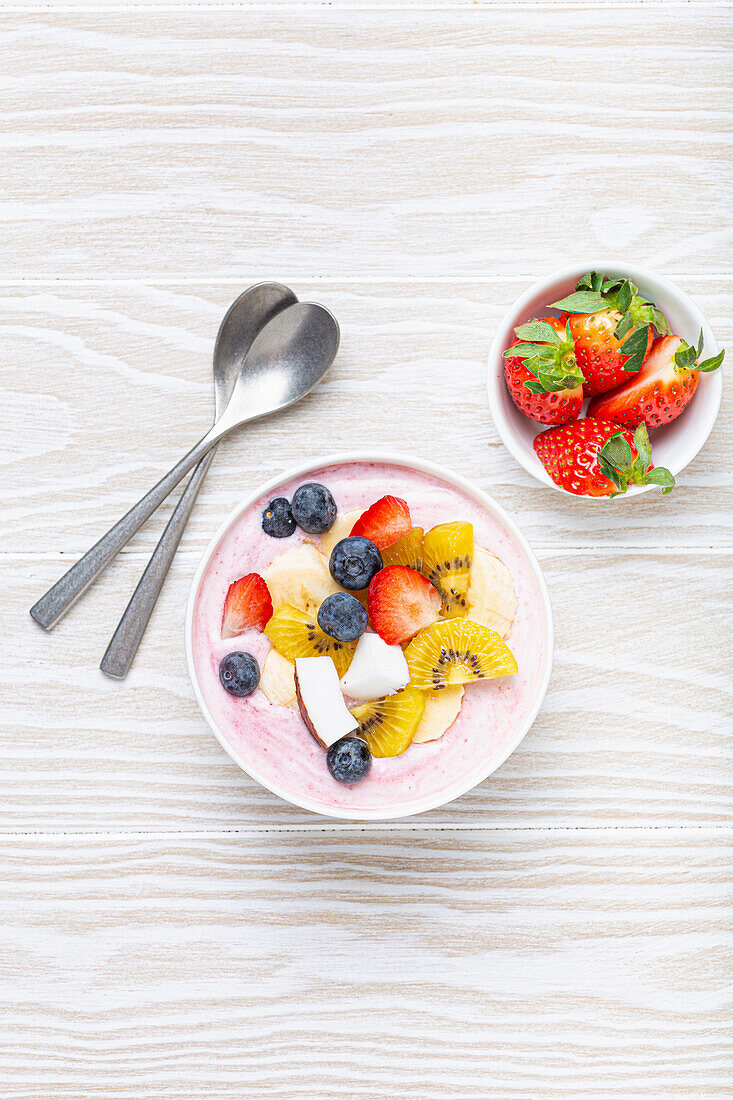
[487,262,723,498]
[186,452,553,820]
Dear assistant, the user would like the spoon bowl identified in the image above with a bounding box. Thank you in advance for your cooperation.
[218,302,341,429]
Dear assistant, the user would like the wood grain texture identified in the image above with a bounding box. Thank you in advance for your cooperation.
[2,2,733,1093]
[1,828,731,1099]
[1,8,731,279]
[3,548,731,830]
[2,278,731,553]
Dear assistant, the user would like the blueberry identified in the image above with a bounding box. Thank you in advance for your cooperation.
[219,652,260,697]
[262,497,296,538]
[327,736,372,785]
[291,482,337,534]
[329,536,382,590]
[317,592,368,643]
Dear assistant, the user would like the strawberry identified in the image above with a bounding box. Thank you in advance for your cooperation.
[588,331,725,430]
[502,314,584,424]
[221,573,273,638]
[351,495,411,550]
[533,418,675,497]
[551,271,669,396]
[368,566,441,646]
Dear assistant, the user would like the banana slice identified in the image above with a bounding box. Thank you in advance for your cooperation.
[264,542,341,614]
[319,510,362,558]
[466,546,517,639]
[259,649,297,709]
[412,685,464,744]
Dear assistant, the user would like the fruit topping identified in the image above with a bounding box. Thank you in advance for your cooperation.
[534,419,675,497]
[329,536,383,591]
[351,495,411,550]
[588,331,725,430]
[221,573,273,639]
[261,497,296,538]
[550,272,668,396]
[259,649,297,709]
[340,632,410,702]
[350,686,425,758]
[381,527,424,571]
[421,521,473,618]
[405,619,517,690]
[465,547,517,639]
[368,565,441,646]
[265,603,356,677]
[291,483,337,534]
[265,543,341,614]
[503,315,584,425]
[219,651,260,697]
[317,592,368,643]
[294,655,359,747]
[319,510,362,557]
[412,685,464,744]
[326,735,372,784]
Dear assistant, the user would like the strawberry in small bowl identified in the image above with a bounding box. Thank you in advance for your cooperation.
[487,263,725,498]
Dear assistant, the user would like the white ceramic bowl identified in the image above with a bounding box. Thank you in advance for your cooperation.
[185,452,554,820]
[487,262,723,497]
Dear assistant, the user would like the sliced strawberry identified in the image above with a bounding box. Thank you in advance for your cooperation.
[589,333,724,430]
[533,418,675,498]
[221,573,273,638]
[368,566,441,646]
[351,495,411,551]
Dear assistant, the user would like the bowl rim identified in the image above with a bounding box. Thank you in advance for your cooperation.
[185,450,554,821]
[486,260,723,499]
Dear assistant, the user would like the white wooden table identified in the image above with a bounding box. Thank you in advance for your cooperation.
[2,3,732,1096]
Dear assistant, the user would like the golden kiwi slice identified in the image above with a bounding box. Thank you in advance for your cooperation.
[350,687,425,758]
[264,604,356,678]
[381,527,424,571]
[405,619,517,690]
[421,521,473,617]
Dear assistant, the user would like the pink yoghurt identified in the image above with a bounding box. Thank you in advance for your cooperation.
[191,460,549,817]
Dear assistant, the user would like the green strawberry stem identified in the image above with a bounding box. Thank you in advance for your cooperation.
[597,424,675,496]
[675,329,725,373]
[549,271,671,340]
[503,319,585,394]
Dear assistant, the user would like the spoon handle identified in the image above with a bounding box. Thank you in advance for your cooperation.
[99,445,218,680]
[30,424,223,630]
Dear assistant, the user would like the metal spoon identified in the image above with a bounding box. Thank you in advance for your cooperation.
[31,300,339,631]
[98,282,297,680]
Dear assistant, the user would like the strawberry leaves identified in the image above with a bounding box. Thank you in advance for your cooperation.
[503,319,584,394]
[618,323,651,374]
[675,329,725,373]
[598,423,675,496]
[550,271,671,339]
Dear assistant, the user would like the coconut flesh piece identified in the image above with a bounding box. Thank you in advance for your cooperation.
[294,655,359,748]
[340,632,410,702]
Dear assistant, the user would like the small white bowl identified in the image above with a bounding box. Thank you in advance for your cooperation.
[185,452,553,820]
[487,262,723,498]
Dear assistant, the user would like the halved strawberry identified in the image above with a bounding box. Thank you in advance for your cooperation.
[368,566,441,646]
[533,419,675,497]
[588,332,725,430]
[351,496,411,551]
[221,573,273,638]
